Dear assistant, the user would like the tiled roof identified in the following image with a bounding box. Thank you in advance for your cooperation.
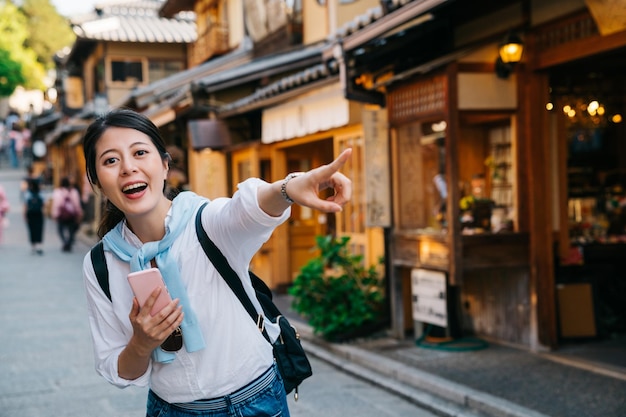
[71,0,196,43]
[328,6,385,41]
[117,41,253,109]
[326,0,427,41]
[194,43,326,92]
[111,0,442,118]
[215,0,448,116]
[217,61,339,116]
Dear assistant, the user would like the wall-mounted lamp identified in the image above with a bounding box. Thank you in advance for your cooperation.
[495,32,524,79]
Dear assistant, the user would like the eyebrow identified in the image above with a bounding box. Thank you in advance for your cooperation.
[98,141,151,160]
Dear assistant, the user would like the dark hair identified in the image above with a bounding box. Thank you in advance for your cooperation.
[61,177,71,188]
[82,108,170,238]
[28,178,40,194]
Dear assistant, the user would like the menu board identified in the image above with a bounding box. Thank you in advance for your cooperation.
[411,269,447,327]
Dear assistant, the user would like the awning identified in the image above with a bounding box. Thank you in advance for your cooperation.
[44,121,89,145]
[34,112,62,128]
[373,47,474,89]
[194,44,325,93]
[261,83,349,144]
[142,87,192,127]
[217,62,339,118]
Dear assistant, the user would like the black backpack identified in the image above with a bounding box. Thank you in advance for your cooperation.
[26,192,43,213]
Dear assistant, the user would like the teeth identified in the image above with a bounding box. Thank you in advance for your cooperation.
[122,183,147,192]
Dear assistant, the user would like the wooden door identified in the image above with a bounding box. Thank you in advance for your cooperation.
[285,142,334,280]
[231,146,276,284]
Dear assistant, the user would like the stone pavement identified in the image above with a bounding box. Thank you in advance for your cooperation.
[3,166,625,417]
[0,168,149,417]
[280,301,626,417]
[0,167,441,417]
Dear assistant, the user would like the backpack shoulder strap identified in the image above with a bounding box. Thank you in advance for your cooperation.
[194,202,273,340]
[90,241,111,301]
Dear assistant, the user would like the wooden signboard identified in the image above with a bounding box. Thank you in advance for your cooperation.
[363,107,392,227]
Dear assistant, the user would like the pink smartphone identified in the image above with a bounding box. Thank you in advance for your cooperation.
[127,268,172,316]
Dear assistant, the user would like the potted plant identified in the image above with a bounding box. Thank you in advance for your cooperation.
[288,235,387,342]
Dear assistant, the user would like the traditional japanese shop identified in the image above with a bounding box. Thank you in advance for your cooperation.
[536,10,626,343]
[384,4,626,353]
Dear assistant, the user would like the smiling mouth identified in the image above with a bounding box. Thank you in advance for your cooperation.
[122,183,148,194]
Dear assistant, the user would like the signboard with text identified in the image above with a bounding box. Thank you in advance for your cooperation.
[363,107,391,227]
[411,268,447,327]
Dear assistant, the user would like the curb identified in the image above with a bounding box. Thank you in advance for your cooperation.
[294,320,551,417]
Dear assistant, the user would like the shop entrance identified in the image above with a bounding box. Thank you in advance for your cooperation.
[284,141,335,281]
[549,47,626,367]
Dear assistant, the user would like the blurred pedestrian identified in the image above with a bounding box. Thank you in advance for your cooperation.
[0,183,10,244]
[51,176,83,252]
[18,124,32,167]
[23,179,45,255]
[21,165,41,201]
[5,111,21,168]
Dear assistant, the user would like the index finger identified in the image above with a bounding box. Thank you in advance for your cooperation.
[321,148,352,176]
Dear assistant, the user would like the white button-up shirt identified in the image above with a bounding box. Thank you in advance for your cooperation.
[83,179,290,403]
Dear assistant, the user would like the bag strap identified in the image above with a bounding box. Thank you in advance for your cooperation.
[90,241,112,301]
[194,202,271,342]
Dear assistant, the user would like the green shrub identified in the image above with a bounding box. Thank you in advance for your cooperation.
[288,235,386,341]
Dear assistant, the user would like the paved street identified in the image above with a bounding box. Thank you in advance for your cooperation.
[0,167,437,417]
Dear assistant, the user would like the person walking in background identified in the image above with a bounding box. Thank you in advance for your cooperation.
[81,109,352,417]
[20,165,40,200]
[5,111,22,168]
[0,183,10,244]
[51,176,83,252]
[23,179,45,255]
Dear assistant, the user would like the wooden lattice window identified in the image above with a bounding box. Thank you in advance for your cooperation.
[534,11,598,54]
[388,76,447,125]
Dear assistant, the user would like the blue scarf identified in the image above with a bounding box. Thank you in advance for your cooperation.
[102,191,207,363]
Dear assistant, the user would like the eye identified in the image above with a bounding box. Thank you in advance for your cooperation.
[135,149,149,157]
[103,157,118,166]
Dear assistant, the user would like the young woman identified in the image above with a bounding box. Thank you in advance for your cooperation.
[82,109,352,417]
[51,176,83,252]
[23,178,45,255]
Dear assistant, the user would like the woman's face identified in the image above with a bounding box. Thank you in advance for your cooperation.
[95,127,169,218]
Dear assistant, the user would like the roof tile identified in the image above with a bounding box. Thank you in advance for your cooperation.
[72,0,196,43]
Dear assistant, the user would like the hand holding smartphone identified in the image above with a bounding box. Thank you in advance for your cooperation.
[127,268,172,316]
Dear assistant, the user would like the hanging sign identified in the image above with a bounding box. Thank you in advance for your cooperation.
[363,106,391,227]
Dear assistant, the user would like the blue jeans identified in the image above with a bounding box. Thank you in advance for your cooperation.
[146,364,290,417]
[8,139,18,168]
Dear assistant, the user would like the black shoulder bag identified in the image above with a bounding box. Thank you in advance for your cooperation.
[195,203,312,399]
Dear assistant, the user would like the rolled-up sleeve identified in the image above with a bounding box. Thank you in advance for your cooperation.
[82,254,151,388]
[203,178,290,266]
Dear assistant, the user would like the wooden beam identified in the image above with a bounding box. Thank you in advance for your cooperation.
[446,63,462,286]
[524,68,558,349]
